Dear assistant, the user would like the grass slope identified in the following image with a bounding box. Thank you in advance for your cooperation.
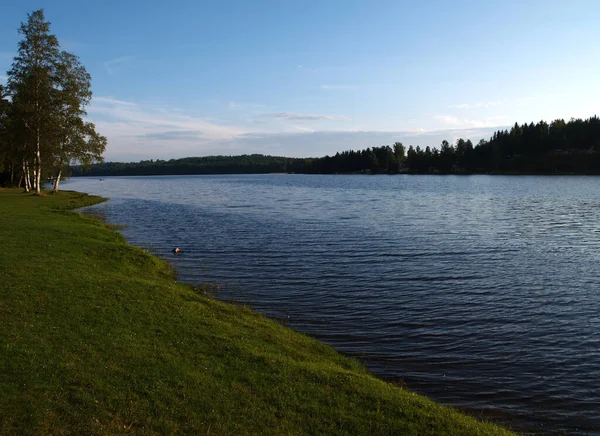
[0,189,515,435]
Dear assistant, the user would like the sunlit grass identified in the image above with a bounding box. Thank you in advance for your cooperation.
[0,189,515,434]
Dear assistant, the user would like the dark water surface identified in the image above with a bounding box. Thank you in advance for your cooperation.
[69,174,600,434]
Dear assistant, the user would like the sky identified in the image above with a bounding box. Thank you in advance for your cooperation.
[1,0,599,161]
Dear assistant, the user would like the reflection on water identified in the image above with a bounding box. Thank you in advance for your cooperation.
[69,174,600,435]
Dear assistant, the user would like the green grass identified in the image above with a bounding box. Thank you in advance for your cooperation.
[0,189,516,435]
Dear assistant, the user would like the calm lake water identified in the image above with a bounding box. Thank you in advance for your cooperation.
[68,174,600,434]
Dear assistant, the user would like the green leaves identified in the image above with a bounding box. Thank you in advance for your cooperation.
[2,9,106,190]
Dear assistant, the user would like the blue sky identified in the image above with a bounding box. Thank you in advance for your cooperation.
[1,0,599,161]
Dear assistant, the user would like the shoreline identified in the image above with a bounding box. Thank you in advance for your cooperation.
[70,170,600,177]
[87,191,521,433]
[0,188,515,434]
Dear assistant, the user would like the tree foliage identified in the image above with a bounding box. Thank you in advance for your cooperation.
[0,9,106,191]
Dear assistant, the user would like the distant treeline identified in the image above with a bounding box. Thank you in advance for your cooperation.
[70,155,306,177]
[71,115,600,177]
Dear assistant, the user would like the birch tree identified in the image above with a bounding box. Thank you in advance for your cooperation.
[51,51,105,193]
[7,9,60,195]
[6,9,106,193]
[52,119,106,193]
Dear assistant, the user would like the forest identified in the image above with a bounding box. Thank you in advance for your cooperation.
[69,116,600,177]
[70,154,305,177]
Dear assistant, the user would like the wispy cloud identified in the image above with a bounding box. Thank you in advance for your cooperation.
[85,96,506,161]
[93,96,138,107]
[103,56,133,76]
[139,130,204,141]
[84,93,509,162]
[320,84,357,90]
[434,114,507,129]
[88,97,357,161]
[87,96,251,160]
[0,75,7,83]
[449,101,502,109]
[258,112,351,122]
[89,96,246,139]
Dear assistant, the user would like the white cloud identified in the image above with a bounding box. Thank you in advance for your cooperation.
[140,130,204,141]
[84,96,508,161]
[89,97,244,138]
[257,112,351,122]
[103,56,133,76]
[93,96,137,107]
[434,114,504,129]
[87,97,359,160]
[87,96,252,160]
[227,101,243,110]
[449,101,502,109]
[486,115,511,121]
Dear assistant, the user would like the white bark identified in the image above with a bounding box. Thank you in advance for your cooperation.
[34,129,41,195]
[52,169,62,193]
[22,159,30,192]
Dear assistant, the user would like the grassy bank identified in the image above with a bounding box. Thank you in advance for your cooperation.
[0,189,515,435]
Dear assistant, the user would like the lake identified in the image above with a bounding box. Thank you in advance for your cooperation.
[67,174,600,434]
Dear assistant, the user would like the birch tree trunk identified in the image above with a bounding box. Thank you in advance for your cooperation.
[22,159,30,192]
[27,163,33,192]
[52,169,61,193]
[32,166,37,192]
[34,129,42,195]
